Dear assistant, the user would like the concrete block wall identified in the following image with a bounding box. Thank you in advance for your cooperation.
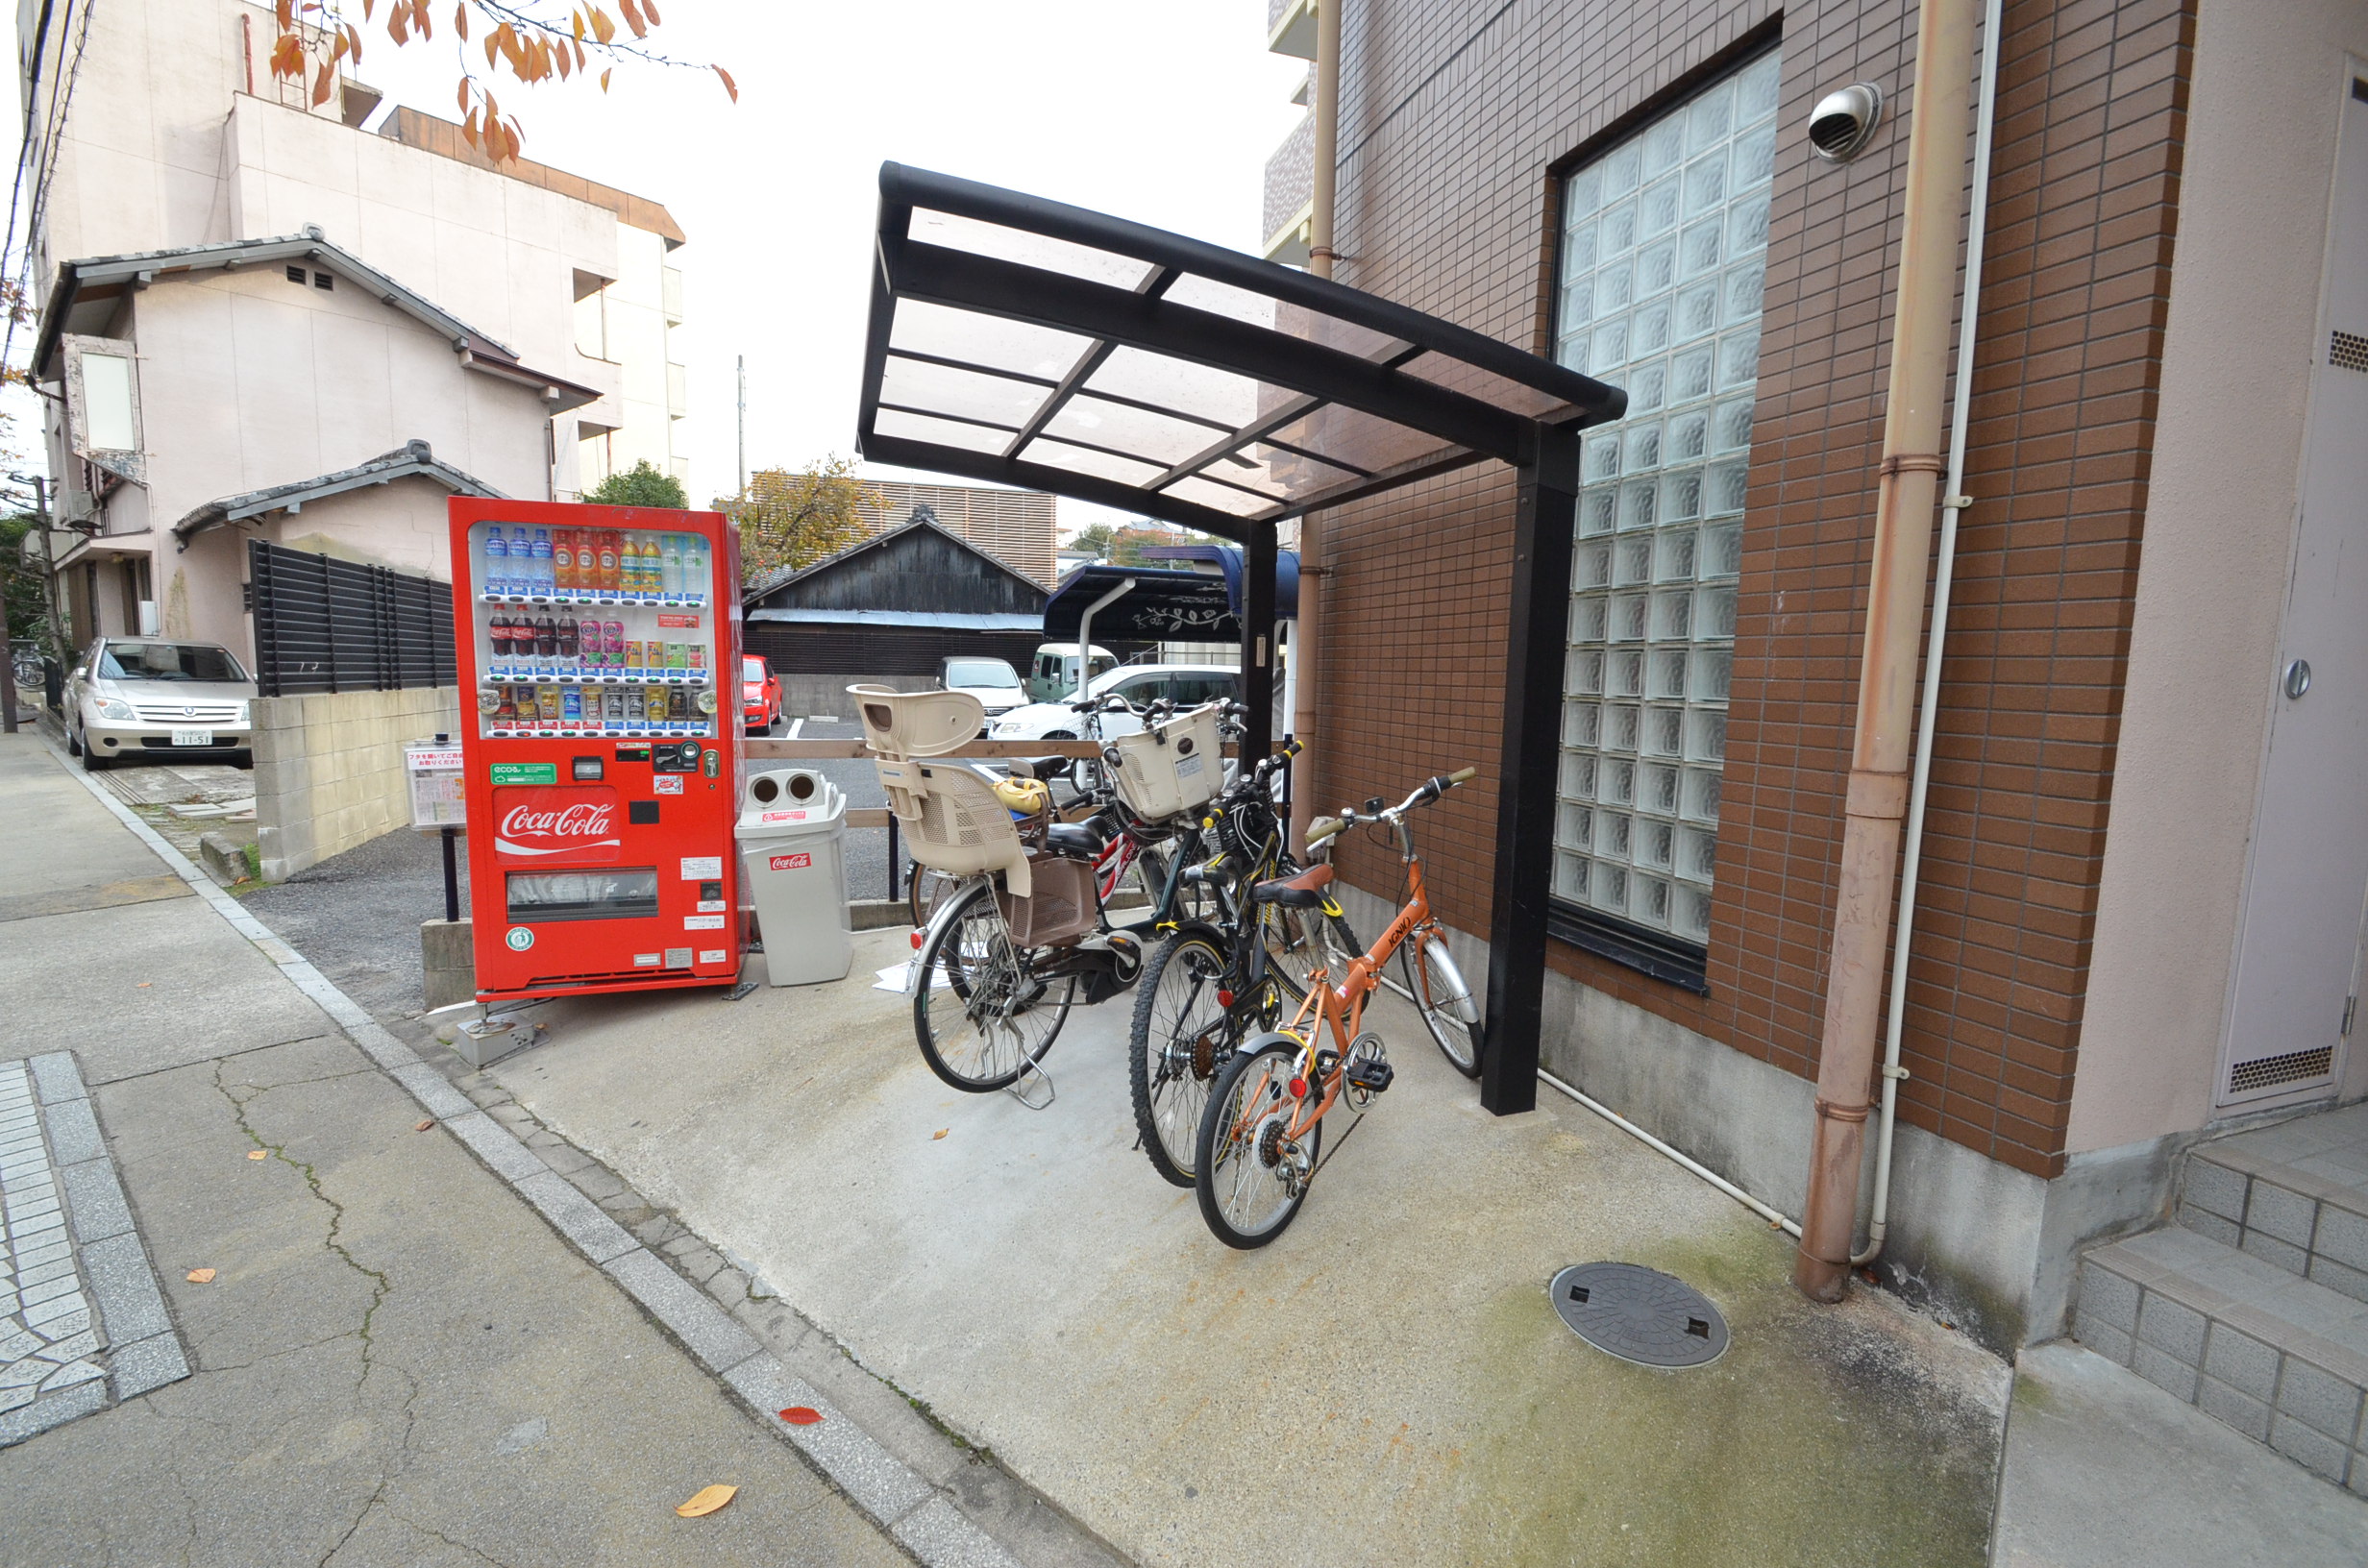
[253,686,460,882]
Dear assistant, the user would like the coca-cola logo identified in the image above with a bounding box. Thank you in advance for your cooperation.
[495,787,622,860]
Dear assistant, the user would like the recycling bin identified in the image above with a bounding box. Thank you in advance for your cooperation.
[736,766,851,985]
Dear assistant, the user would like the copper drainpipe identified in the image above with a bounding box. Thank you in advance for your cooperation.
[1289,0,1343,856]
[1793,0,1981,1302]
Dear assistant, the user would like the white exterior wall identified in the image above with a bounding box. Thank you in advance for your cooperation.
[20,0,686,652]
[2072,0,2368,1151]
[126,270,552,662]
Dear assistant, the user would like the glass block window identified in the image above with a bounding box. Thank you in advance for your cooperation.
[1551,48,1778,947]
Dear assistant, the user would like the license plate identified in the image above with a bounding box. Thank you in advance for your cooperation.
[171,728,213,747]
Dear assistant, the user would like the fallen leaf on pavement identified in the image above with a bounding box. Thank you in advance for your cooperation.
[778,1407,823,1425]
[246,1150,267,1161]
[674,1484,737,1517]
[931,1128,949,1140]
[185,1268,216,1284]
[136,981,152,988]
[415,1120,435,1132]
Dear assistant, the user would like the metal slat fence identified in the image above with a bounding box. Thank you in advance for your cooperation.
[248,539,455,696]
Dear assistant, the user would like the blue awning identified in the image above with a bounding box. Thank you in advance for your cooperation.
[1136,544,1300,619]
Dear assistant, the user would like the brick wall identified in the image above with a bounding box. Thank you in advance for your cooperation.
[1309,0,2191,1179]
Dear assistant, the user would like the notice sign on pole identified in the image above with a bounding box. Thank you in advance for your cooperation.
[406,742,467,831]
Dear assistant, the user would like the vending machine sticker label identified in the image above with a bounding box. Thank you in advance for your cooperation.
[633,952,661,968]
[505,927,535,951]
[679,856,722,880]
[696,898,727,914]
[656,613,703,629]
[759,809,809,823]
[490,763,558,786]
[492,786,622,861]
[768,852,812,871]
[654,775,684,796]
[683,915,727,931]
[698,949,729,965]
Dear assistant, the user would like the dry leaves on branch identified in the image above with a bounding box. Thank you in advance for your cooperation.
[185,1268,217,1284]
[674,1484,737,1517]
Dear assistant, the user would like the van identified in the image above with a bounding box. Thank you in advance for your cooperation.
[1025,643,1117,704]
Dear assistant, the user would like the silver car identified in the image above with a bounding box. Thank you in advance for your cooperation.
[65,638,257,772]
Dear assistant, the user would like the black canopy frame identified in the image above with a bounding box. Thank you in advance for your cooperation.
[856,163,1627,1116]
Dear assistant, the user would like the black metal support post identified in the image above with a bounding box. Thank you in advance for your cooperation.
[1240,521,1276,762]
[1480,420,1582,1116]
[439,826,460,924]
[887,814,901,902]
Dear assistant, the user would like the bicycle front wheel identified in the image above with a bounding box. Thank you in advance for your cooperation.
[1129,932,1232,1187]
[914,880,1077,1091]
[1195,1037,1321,1249]
[1401,936,1484,1079]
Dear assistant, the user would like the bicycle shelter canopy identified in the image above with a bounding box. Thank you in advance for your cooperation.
[854,163,1629,1117]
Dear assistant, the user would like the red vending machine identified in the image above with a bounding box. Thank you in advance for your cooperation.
[447,498,744,1000]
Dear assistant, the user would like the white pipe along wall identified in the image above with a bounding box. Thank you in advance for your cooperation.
[1853,0,2005,1267]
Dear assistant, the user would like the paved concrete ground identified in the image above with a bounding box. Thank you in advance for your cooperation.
[244,824,474,1028]
[491,927,2011,1567]
[0,733,912,1566]
[1992,1340,2368,1566]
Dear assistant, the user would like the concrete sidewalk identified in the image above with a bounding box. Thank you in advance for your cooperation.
[0,734,912,1566]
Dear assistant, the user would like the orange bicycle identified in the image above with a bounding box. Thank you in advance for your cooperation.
[1192,767,1484,1247]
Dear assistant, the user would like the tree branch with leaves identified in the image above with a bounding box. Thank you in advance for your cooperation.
[718,458,878,582]
[268,1,736,164]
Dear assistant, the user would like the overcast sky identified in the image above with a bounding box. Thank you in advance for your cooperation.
[357,0,1307,533]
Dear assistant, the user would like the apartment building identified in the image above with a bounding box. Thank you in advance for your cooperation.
[1226,0,2368,1479]
[18,0,689,663]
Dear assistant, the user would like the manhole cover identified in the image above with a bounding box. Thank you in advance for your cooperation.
[1550,1262,1729,1368]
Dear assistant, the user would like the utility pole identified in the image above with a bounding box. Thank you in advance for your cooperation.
[736,355,747,496]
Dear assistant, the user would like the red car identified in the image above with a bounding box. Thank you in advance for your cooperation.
[741,654,783,735]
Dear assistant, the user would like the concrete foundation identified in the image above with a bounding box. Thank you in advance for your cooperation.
[420,918,475,1011]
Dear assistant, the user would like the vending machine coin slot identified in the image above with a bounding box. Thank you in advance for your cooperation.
[654,742,702,774]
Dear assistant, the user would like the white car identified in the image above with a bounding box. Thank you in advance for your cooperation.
[65,638,258,772]
[988,663,1239,743]
[939,656,1027,719]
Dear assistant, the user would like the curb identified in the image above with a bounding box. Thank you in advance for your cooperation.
[44,739,1024,1568]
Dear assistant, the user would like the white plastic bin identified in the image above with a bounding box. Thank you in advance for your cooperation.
[736,767,851,985]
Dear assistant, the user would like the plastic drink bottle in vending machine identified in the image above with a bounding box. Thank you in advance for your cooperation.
[552,530,574,593]
[659,535,683,600]
[681,535,707,600]
[484,527,508,596]
[604,621,625,672]
[598,530,620,596]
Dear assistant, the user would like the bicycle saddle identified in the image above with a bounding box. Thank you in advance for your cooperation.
[1044,818,1114,860]
[1250,862,1335,908]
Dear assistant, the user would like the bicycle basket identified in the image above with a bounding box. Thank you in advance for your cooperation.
[849,684,982,758]
[996,852,1097,947]
[1108,702,1223,822]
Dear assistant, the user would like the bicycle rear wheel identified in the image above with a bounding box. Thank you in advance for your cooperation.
[906,863,962,928]
[1129,932,1232,1187]
[1257,901,1360,1001]
[1401,936,1484,1078]
[914,880,1076,1091]
[1195,1037,1321,1248]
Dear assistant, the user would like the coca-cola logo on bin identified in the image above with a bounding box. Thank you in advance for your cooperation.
[494,786,622,861]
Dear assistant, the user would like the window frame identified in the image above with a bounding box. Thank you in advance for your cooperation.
[1542,41,1781,990]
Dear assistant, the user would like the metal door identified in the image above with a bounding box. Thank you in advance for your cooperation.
[2219,68,2368,1106]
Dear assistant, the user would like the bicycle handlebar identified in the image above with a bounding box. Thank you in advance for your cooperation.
[1309,767,1479,848]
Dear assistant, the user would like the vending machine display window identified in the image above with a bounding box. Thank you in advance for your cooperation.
[466,516,723,743]
[506,869,661,923]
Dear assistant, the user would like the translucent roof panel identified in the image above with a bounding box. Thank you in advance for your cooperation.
[861,165,1626,538]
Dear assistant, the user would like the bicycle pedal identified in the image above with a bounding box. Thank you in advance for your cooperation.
[1344,1058,1394,1094]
